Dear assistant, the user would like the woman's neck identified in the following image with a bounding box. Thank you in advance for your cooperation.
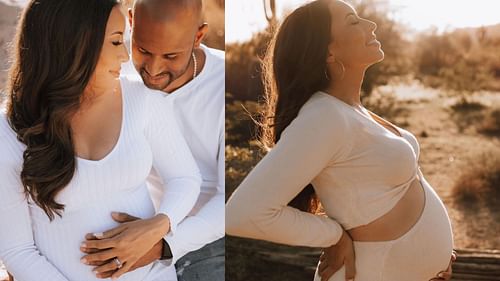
[80,79,120,110]
[325,66,365,107]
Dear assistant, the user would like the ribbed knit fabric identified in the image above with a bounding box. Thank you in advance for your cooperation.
[226,91,421,248]
[0,76,201,281]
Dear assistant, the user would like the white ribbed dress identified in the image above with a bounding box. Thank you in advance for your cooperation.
[0,77,201,281]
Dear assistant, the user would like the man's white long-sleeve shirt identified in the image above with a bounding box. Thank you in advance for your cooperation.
[124,44,225,263]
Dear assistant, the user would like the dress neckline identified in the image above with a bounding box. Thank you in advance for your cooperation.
[317,91,403,139]
[76,79,126,164]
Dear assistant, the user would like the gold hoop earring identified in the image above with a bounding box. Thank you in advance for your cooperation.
[334,59,345,80]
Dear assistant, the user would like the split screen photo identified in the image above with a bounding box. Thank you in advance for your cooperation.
[0,0,499,280]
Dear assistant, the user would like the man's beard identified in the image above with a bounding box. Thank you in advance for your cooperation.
[139,58,192,92]
[139,70,172,91]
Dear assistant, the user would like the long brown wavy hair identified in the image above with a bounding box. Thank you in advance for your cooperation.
[6,0,119,220]
[260,0,332,213]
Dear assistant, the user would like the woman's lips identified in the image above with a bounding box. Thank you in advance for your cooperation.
[110,70,121,76]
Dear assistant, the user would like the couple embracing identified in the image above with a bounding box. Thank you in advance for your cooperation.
[0,0,224,280]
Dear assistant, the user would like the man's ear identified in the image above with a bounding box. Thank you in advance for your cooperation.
[194,23,208,47]
[128,8,133,29]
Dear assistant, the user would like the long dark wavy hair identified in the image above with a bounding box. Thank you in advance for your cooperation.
[6,0,119,220]
[260,0,332,213]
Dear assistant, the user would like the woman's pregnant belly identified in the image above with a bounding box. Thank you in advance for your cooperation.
[316,173,454,281]
[30,184,156,281]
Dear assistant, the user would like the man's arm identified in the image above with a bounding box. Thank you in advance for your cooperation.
[164,126,225,263]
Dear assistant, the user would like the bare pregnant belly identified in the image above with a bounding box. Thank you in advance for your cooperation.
[316,174,454,281]
[348,177,426,242]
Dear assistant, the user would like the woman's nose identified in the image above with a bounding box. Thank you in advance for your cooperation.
[120,44,130,63]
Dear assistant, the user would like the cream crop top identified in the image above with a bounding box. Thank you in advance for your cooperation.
[226,91,420,248]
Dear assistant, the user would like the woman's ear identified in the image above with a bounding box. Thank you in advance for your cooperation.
[326,43,336,64]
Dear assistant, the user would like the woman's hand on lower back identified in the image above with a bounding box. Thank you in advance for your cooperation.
[430,250,457,281]
[318,230,356,281]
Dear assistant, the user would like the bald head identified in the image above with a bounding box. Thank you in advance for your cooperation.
[133,0,203,24]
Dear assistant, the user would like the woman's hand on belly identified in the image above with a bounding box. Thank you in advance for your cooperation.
[79,212,170,279]
[317,230,356,281]
[80,240,164,279]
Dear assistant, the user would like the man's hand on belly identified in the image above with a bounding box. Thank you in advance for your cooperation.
[79,212,168,279]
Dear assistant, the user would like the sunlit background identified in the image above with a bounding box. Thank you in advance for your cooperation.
[227,0,500,43]
[226,1,500,280]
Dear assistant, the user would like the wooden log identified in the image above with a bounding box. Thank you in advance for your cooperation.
[255,247,500,281]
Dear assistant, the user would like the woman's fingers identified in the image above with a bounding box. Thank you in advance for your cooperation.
[83,234,125,250]
[85,225,126,241]
[111,212,140,223]
[320,266,339,281]
[111,259,135,280]
[344,254,356,281]
[318,256,343,281]
[438,271,452,280]
[431,252,456,281]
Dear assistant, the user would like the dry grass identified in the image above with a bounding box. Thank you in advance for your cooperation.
[478,108,500,136]
[453,151,500,206]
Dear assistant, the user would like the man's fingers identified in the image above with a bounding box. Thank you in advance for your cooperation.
[111,212,140,223]
[81,249,117,264]
[92,259,121,275]
[95,270,115,279]
[87,260,108,266]
[80,247,110,266]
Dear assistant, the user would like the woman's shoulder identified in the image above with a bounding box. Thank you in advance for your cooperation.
[295,91,351,131]
[0,109,24,166]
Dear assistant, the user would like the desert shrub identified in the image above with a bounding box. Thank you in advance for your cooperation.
[362,89,409,125]
[225,93,262,146]
[225,29,273,101]
[453,151,500,206]
[478,108,500,137]
[414,27,499,94]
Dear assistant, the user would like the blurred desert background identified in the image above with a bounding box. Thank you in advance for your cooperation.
[0,0,224,279]
[226,0,500,280]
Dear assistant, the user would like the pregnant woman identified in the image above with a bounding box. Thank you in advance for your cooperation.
[226,0,455,280]
[0,0,200,280]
